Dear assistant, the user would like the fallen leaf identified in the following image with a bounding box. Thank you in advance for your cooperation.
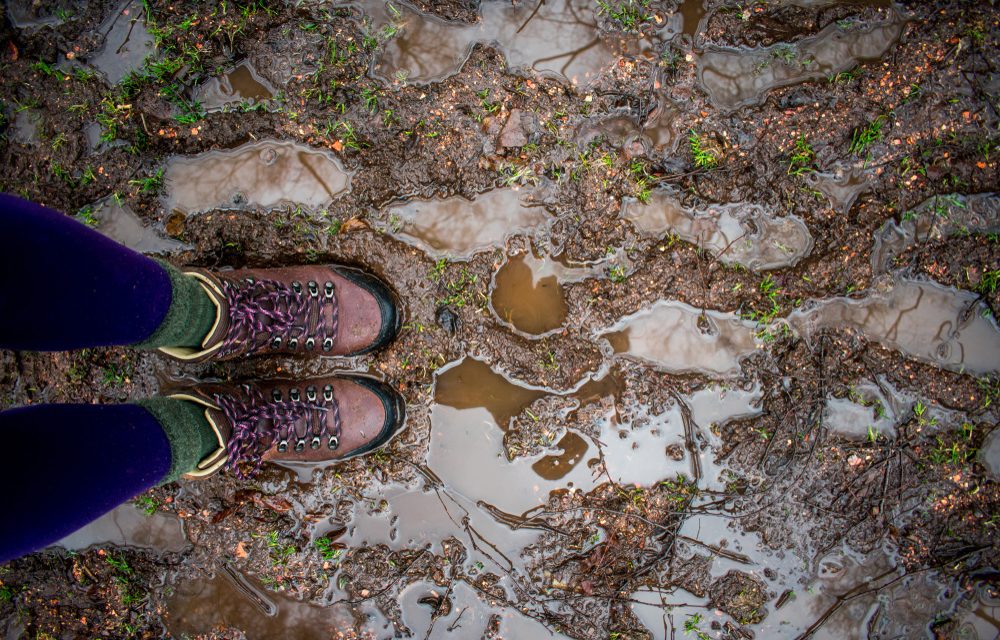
[340,217,368,233]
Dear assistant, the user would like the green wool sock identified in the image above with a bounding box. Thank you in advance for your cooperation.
[133,260,217,350]
[136,397,220,484]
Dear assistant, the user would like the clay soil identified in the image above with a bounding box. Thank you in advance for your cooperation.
[0,0,998,639]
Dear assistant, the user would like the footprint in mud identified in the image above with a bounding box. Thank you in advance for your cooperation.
[162,141,351,214]
[385,190,551,259]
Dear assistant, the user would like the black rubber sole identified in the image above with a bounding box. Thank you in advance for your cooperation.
[330,265,402,356]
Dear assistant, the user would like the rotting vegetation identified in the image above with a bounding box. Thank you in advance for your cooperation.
[0,0,999,638]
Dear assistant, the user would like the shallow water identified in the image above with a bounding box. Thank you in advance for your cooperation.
[386,189,550,259]
[165,566,357,640]
[823,380,901,439]
[195,62,275,111]
[163,140,351,214]
[342,480,543,561]
[89,0,155,85]
[370,0,637,85]
[623,190,813,270]
[601,300,759,375]
[55,504,187,553]
[980,429,1000,479]
[10,109,40,144]
[810,166,873,215]
[88,196,190,254]
[698,12,904,111]
[427,404,597,515]
[434,357,546,429]
[791,279,1000,375]
[490,252,570,336]
[679,0,708,39]
[872,193,1000,273]
[4,0,63,28]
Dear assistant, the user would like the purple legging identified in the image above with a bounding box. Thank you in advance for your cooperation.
[0,194,174,563]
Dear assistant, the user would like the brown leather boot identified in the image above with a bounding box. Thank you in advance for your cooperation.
[173,375,406,479]
[159,265,401,363]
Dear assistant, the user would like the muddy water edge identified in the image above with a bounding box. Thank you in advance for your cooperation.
[0,0,998,639]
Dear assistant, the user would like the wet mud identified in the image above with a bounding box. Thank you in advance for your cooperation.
[1,0,999,638]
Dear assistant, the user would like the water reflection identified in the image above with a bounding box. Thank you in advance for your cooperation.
[698,14,903,111]
[386,190,550,259]
[623,191,813,270]
[163,140,351,213]
[602,300,759,375]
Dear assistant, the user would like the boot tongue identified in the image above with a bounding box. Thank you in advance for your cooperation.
[196,277,231,351]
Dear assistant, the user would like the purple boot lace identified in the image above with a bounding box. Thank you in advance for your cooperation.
[216,277,339,357]
[214,384,343,478]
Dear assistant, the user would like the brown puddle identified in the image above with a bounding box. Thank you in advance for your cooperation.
[872,193,1000,274]
[55,504,187,554]
[601,300,759,376]
[572,368,626,410]
[791,279,1000,375]
[622,190,813,270]
[697,11,904,111]
[490,252,569,336]
[165,566,357,640]
[368,0,645,85]
[679,0,708,39]
[531,431,588,480]
[385,189,550,259]
[196,62,275,111]
[88,0,155,85]
[434,357,545,429]
[163,140,351,214]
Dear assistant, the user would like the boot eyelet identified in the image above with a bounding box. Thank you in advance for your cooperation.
[310,436,321,449]
[308,281,319,297]
[327,435,339,450]
[291,281,302,293]
[324,282,334,298]
[289,388,300,401]
[322,337,334,352]
[288,337,298,348]
[323,385,333,401]
[305,337,315,350]
[306,386,317,401]
[271,336,282,348]
[295,438,306,452]
[271,389,282,401]
[277,439,288,453]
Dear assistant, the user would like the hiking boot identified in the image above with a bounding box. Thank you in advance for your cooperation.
[173,375,406,479]
[159,265,401,363]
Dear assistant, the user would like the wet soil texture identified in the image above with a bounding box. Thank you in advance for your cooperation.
[1,0,999,639]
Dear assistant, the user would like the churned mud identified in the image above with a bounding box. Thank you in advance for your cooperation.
[1,0,999,638]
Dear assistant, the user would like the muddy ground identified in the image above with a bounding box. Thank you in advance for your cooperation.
[0,0,998,638]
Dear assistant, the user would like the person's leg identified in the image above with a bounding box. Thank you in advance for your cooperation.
[0,194,215,351]
[0,193,400,358]
[0,399,218,564]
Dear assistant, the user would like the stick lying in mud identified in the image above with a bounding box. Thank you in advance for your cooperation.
[675,534,751,564]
